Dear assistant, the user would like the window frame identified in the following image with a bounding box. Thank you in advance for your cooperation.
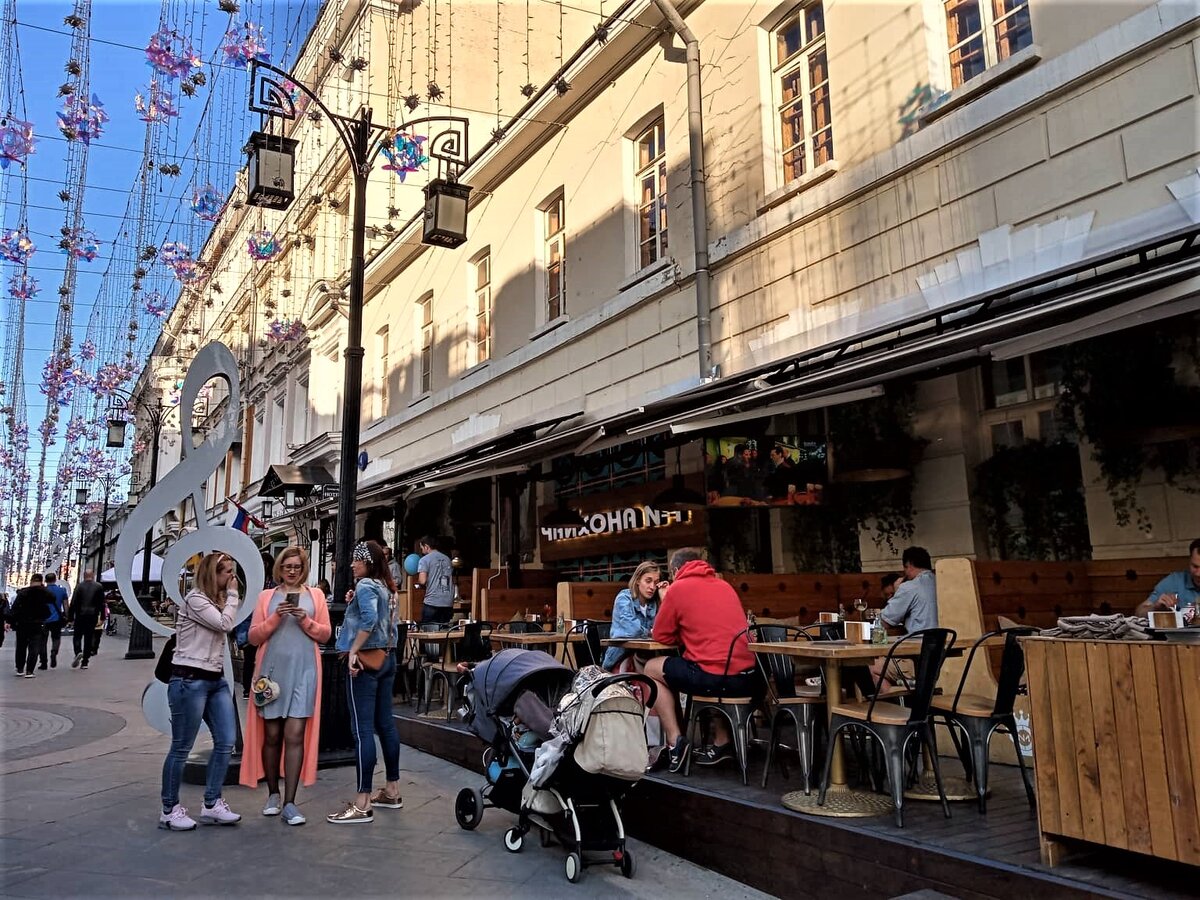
[415,293,433,398]
[979,351,1066,454]
[770,2,834,187]
[542,194,567,322]
[469,250,492,367]
[374,326,390,418]
[633,119,669,270]
[943,0,1033,88]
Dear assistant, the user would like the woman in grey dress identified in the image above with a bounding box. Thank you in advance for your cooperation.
[239,547,331,825]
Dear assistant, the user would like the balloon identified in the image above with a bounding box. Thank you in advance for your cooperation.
[404,553,422,576]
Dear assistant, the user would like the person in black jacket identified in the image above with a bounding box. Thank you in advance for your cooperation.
[68,569,106,670]
[0,592,9,649]
[11,575,51,677]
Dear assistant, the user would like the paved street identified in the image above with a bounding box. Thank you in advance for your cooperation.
[0,634,773,899]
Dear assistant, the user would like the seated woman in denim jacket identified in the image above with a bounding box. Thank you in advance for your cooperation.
[602,561,666,671]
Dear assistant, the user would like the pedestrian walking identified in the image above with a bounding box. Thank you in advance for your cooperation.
[326,540,402,824]
[159,552,243,832]
[39,572,68,669]
[0,593,9,649]
[239,547,331,826]
[11,575,51,677]
[67,569,105,669]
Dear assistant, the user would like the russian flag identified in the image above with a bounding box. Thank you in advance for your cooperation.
[228,498,264,533]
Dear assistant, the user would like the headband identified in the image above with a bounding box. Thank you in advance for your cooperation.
[352,542,373,563]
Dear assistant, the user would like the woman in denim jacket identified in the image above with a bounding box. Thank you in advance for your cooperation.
[327,540,402,824]
[602,561,666,671]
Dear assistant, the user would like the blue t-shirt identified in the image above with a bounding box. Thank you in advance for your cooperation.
[1147,571,1200,610]
[45,584,68,624]
[418,550,453,608]
[881,569,938,633]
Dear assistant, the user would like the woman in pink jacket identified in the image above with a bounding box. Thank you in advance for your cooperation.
[239,547,331,825]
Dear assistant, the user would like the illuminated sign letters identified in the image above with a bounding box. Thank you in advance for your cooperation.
[540,505,689,542]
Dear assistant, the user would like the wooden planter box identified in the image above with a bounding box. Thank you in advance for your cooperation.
[1023,636,1200,866]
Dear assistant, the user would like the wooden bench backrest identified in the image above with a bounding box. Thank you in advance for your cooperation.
[480,587,557,624]
[556,581,624,621]
[721,573,841,621]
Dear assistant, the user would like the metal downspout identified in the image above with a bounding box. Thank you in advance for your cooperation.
[651,0,714,382]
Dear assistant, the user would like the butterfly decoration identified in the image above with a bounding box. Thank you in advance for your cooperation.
[8,271,39,300]
[135,82,180,123]
[0,118,36,168]
[62,228,100,262]
[222,22,270,69]
[247,229,279,261]
[144,292,170,319]
[190,184,224,222]
[266,318,306,342]
[381,130,427,181]
[0,227,35,263]
[56,93,108,144]
[145,27,202,80]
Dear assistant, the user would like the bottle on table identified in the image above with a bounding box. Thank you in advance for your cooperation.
[871,613,887,644]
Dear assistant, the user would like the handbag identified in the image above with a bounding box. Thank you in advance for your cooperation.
[154,634,177,684]
[356,647,388,671]
[252,674,281,707]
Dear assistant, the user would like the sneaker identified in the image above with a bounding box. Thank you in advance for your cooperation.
[281,803,306,826]
[159,804,198,831]
[71,653,83,669]
[667,736,690,774]
[262,794,281,816]
[326,803,372,825]
[50,654,57,668]
[693,743,736,767]
[199,798,241,826]
[14,670,24,677]
[23,672,34,679]
[369,789,403,809]
[80,663,88,669]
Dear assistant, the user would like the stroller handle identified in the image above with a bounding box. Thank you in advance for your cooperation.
[589,673,657,708]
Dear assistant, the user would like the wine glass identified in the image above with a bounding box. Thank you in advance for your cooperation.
[853,597,866,618]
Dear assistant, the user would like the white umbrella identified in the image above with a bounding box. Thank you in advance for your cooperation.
[100,551,165,584]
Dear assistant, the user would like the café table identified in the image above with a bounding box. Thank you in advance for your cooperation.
[600,638,677,652]
[490,630,585,658]
[746,636,979,817]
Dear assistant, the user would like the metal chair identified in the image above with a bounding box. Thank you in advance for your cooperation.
[392,620,413,701]
[751,623,825,791]
[423,621,493,720]
[682,627,764,786]
[931,626,1037,814]
[565,620,610,669]
[817,627,957,827]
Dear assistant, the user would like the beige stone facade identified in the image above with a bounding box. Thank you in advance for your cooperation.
[139,0,1200,569]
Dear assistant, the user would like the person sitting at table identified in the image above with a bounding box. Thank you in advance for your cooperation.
[644,548,761,773]
[880,572,901,602]
[1135,538,1199,619]
[868,546,938,691]
[602,561,665,672]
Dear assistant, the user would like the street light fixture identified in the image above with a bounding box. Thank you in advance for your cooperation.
[246,131,299,209]
[422,179,471,248]
[262,499,276,520]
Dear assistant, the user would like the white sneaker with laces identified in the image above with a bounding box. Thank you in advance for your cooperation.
[199,798,242,825]
[159,804,198,831]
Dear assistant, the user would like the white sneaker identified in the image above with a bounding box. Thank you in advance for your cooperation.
[199,798,242,825]
[159,804,198,831]
[262,794,281,816]
[281,802,306,826]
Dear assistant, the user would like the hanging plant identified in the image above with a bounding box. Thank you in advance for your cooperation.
[0,227,35,263]
[266,318,306,342]
[8,271,39,300]
[247,229,279,261]
[975,440,1091,560]
[0,117,36,168]
[144,27,202,80]
[135,81,180,122]
[1057,318,1200,531]
[221,22,270,69]
[826,385,928,552]
[56,93,108,144]
[381,130,427,181]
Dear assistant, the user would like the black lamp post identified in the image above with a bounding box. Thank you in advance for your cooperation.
[245,60,472,615]
[74,487,88,582]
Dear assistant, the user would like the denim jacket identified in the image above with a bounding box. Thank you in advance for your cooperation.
[602,587,657,670]
[336,577,394,652]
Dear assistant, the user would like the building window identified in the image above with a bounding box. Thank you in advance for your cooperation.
[375,326,389,418]
[634,120,668,269]
[981,350,1067,452]
[417,294,433,396]
[542,195,566,320]
[944,0,1032,88]
[471,253,492,365]
[253,411,265,479]
[773,2,833,184]
[295,377,309,445]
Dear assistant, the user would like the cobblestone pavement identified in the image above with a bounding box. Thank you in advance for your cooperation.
[0,636,775,899]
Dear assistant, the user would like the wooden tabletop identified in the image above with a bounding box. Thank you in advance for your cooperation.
[601,638,677,651]
[747,638,979,660]
[491,631,584,646]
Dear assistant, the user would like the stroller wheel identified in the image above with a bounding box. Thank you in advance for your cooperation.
[503,827,524,853]
[454,787,483,830]
[565,851,583,884]
[619,848,635,879]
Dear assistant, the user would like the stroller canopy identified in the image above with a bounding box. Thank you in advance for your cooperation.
[467,649,573,744]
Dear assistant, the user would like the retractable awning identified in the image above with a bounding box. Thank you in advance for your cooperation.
[258,464,337,499]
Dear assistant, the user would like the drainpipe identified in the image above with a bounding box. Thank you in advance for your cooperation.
[651,0,714,382]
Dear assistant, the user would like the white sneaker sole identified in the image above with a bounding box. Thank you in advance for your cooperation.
[199,816,241,826]
[159,820,197,831]
[325,816,373,824]
[283,815,307,826]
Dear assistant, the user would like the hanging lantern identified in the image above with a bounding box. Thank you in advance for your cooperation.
[422,179,472,248]
[246,131,297,210]
[247,229,279,261]
[0,117,36,168]
[0,227,35,263]
[160,240,190,265]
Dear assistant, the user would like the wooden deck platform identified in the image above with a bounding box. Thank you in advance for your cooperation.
[392,705,1195,899]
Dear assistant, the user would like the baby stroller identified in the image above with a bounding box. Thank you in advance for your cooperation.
[454,649,656,883]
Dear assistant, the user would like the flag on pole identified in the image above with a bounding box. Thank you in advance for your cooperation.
[228,497,264,533]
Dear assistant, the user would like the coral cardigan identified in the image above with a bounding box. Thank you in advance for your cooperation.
[238,587,332,789]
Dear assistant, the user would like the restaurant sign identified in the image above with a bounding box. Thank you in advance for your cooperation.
[540,505,689,542]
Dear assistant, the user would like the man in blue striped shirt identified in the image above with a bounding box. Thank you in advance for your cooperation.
[1137,539,1200,618]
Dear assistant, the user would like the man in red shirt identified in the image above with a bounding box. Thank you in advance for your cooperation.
[645,548,760,772]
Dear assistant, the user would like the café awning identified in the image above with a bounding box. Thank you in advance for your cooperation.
[258,464,336,499]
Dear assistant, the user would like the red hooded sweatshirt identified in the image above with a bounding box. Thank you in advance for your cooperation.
[652,559,756,675]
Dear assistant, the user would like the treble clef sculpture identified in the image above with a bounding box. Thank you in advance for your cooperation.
[115,342,263,731]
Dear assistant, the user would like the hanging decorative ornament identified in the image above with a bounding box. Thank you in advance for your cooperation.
[64,416,89,444]
[0,117,36,168]
[143,292,170,318]
[172,258,206,286]
[160,240,190,265]
[62,228,100,262]
[0,227,35,263]
[281,80,310,116]
[77,339,97,361]
[56,93,108,144]
[135,81,180,123]
[266,318,306,342]
[190,183,224,221]
[221,22,270,69]
[8,271,38,300]
[246,229,279,261]
[144,27,202,80]
[381,131,428,181]
[91,361,139,397]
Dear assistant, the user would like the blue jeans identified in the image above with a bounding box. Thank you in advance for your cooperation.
[347,652,400,793]
[161,675,237,812]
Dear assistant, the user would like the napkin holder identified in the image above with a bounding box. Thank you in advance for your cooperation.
[844,621,872,644]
